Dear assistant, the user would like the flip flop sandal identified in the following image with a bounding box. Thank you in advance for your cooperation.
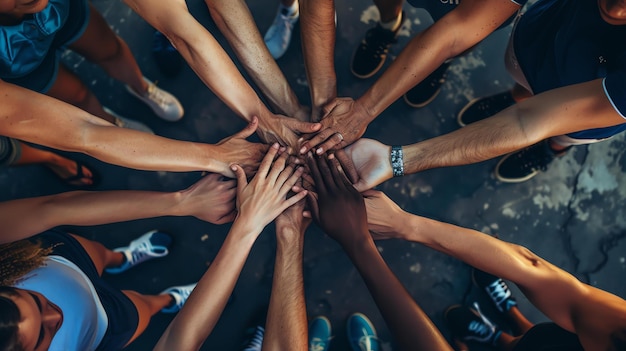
[53,160,100,189]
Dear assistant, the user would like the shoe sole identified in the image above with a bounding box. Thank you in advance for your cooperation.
[309,316,332,345]
[494,153,539,183]
[456,96,487,127]
[403,85,442,108]
[350,47,387,79]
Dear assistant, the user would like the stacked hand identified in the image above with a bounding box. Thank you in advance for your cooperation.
[179,173,237,224]
[257,113,321,152]
[363,190,407,240]
[231,143,308,234]
[213,117,270,178]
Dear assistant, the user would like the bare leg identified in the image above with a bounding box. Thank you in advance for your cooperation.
[12,142,94,185]
[69,234,124,275]
[373,0,403,23]
[496,332,524,351]
[506,306,534,335]
[511,83,533,102]
[68,4,147,95]
[122,290,173,345]
[46,64,116,123]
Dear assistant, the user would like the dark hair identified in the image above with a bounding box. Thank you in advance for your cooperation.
[0,240,52,286]
[0,286,23,351]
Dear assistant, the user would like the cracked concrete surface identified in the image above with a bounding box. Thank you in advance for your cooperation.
[1,1,625,350]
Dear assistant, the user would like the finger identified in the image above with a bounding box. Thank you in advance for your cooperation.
[334,149,359,184]
[285,118,322,133]
[218,211,237,224]
[307,152,326,195]
[328,156,353,190]
[275,163,295,187]
[305,192,320,222]
[316,154,337,191]
[235,116,259,139]
[257,143,280,178]
[279,190,308,214]
[231,164,248,195]
[353,179,371,193]
[315,133,345,155]
[267,150,289,184]
[299,129,335,154]
[303,210,312,218]
[321,99,340,118]
[280,166,304,195]
[361,189,381,198]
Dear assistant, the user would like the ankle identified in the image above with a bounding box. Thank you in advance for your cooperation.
[280,0,298,17]
[547,140,571,155]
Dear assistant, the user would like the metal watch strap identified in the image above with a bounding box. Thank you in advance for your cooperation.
[390,145,404,177]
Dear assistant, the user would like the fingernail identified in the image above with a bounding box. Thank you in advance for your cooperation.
[316,148,323,155]
[300,147,307,154]
[230,165,237,171]
[272,143,279,149]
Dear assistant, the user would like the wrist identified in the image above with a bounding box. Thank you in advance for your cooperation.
[231,213,265,239]
[355,97,378,124]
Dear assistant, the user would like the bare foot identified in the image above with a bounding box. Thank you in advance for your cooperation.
[45,154,96,187]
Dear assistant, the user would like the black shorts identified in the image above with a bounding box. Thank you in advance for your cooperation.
[513,322,584,351]
[32,230,139,350]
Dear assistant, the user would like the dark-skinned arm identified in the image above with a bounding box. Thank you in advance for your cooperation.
[306,154,453,351]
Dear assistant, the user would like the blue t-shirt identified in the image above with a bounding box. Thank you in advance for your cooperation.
[406,0,526,23]
[514,0,626,139]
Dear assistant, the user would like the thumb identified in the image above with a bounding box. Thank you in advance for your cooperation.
[321,99,340,118]
[354,179,371,193]
[235,116,259,139]
[361,189,381,198]
[231,164,248,194]
[286,118,321,133]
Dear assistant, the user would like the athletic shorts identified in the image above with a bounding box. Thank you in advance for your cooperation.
[0,136,21,166]
[31,230,139,350]
[513,323,584,351]
[2,0,90,93]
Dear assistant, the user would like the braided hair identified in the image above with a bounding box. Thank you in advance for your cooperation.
[0,240,52,286]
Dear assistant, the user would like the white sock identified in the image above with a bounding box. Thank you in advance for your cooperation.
[380,13,402,32]
[280,0,299,17]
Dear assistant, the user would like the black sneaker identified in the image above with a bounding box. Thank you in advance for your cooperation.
[472,268,517,313]
[445,303,501,346]
[495,141,568,183]
[152,31,183,77]
[351,12,405,79]
[403,60,451,108]
[457,91,516,127]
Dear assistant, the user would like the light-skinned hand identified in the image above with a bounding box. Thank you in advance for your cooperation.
[231,143,307,234]
[363,189,408,240]
[257,113,321,152]
[336,138,393,192]
[214,117,270,178]
[178,173,237,224]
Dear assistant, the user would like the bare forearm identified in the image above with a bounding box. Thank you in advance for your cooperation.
[344,235,452,351]
[206,0,303,118]
[263,227,307,351]
[0,191,182,243]
[300,0,337,113]
[155,222,258,351]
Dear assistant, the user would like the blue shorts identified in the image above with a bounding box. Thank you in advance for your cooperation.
[2,0,90,93]
[32,230,139,350]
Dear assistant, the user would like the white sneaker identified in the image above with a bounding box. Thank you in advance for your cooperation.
[126,77,184,122]
[104,106,155,134]
[161,283,197,313]
[264,2,299,59]
[105,230,172,274]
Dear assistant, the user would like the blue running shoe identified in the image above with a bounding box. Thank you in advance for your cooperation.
[105,230,171,274]
[309,316,331,351]
[347,313,380,351]
[472,268,518,313]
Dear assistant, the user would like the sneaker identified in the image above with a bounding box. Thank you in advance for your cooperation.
[445,303,502,346]
[403,60,451,108]
[495,140,568,183]
[160,282,197,313]
[457,91,516,127]
[347,313,380,351]
[264,1,299,59]
[105,230,172,274]
[126,77,184,122]
[241,325,265,351]
[351,12,405,79]
[472,268,517,313]
[152,31,183,77]
[309,316,332,351]
[105,106,155,134]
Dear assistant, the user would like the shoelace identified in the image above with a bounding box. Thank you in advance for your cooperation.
[357,332,379,351]
[361,26,397,59]
[484,278,512,310]
[145,83,171,110]
[127,239,167,266]
[243,326,265,351]
[467,302,496,343]
[309,338,327,351]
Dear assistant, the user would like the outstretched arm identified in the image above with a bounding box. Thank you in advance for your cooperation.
[338,78,626,191]
[123,0,320,148]
[0,173,237,244]
[364,190,626,350]
[0,80,267,177]
[154,145,307,351]
[205,0,308,122]
[263,199,310,351]
[299,0,520,153]
[307,155,453,351]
